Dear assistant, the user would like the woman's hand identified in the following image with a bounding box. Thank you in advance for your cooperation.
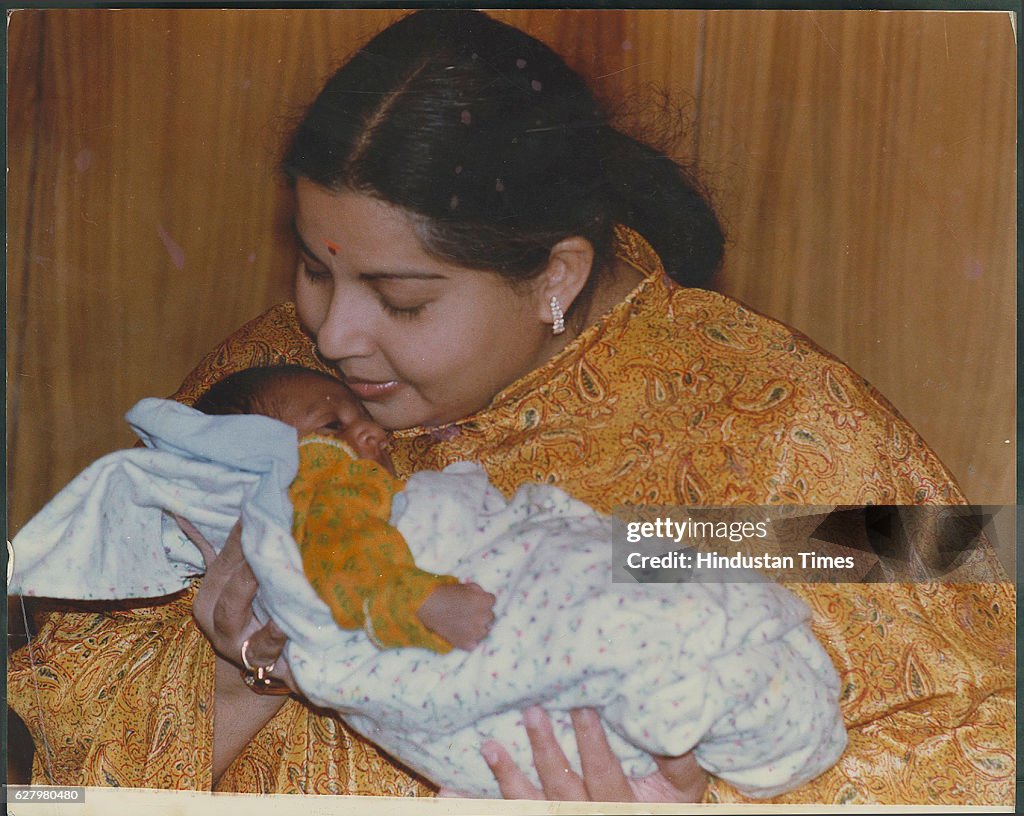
[481,706,707,802]
[178,515,293,687]
[176,516,297,785]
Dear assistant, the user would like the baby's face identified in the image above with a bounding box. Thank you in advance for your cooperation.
[263,373,393,471]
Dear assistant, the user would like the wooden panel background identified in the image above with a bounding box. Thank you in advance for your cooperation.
[696,11,1017,514]
[7,10,1016,539]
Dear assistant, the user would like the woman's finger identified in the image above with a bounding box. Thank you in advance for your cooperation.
[216,520,247,568]
[245,619,286,666]
[210,526,259,639]
[191,521,238,640]
[481,740,543,800]
[244,618,297,690]
[174,514,217,566]
[522,706,587,800]
[569,708,633,801]
[652,751,708,802]
[211,570,259,643]
[191,519,263,665]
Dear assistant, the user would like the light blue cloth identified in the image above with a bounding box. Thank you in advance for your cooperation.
[10,398,299,603]
[127,397,299,525]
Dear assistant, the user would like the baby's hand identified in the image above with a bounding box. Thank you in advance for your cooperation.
[417,582,496,650]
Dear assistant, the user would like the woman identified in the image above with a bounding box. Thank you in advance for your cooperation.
[8,9,1013,805]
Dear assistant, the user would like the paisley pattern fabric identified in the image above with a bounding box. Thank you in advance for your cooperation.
[9,590,428,795]
[8,227,1014,803]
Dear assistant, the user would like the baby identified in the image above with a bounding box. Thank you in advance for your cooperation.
[11,365,848,798]
[193,365,494,653]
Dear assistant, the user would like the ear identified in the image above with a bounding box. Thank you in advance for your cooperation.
[534,236,594,326]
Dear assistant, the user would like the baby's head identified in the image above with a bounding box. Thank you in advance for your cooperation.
[195,365,392,469]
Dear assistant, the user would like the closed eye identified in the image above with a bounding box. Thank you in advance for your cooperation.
[301,259,333,285]
[379,298,427,319]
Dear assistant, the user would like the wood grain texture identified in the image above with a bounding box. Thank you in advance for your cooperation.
[3,9,634,530]
[7,9,1015,536]
[698,10,1015,504]
[6,10,395,529]
[6,10,45,495]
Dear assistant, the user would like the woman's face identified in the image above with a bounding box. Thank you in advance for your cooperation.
[293,181,555,430]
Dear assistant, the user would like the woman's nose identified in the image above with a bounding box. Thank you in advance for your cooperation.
[345,419,387,459]
[315,293,375,362]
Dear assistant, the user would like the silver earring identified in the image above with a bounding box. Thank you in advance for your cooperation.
[550,296,565,335]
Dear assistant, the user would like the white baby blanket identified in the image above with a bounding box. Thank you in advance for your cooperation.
[10,398,846,798]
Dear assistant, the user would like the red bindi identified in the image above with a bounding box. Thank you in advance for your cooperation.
[325,240,341,256]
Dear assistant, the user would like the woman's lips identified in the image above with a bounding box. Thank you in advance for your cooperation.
[344,378,400,400]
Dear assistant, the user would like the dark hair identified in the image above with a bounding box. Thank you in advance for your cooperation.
[194,365,339,416]
[282,10,724,317]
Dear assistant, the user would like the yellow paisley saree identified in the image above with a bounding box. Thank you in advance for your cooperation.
[8,227,1014,804]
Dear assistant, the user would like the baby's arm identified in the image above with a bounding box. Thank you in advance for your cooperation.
[416,582,495,650]
[293,445,493,652]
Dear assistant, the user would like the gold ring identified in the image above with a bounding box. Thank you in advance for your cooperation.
[239,639,289,695]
